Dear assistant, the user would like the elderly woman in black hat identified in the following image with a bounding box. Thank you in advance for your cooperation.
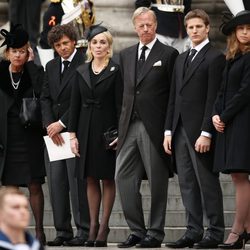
[68,25,123,247]
[0,25,46,244]
[212,5,250,249]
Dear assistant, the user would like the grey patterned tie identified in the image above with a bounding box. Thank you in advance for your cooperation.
[185,49,197,69]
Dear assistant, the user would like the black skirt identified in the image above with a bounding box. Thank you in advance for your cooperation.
[2,104,45,186]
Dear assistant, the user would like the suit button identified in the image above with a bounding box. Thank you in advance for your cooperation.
[136,91,140,95]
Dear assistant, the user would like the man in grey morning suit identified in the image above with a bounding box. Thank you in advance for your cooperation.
[164,9,225,249]
[40,24,89,247]
[116,7,178,248]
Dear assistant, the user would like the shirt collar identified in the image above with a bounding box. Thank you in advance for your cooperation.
[191,38,209,53]
[138,37,157,52]
[61,48,77,63]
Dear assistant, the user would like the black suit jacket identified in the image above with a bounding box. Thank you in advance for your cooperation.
[118,39,178,167]
[165,43,225,149]
[41,49,85,128]
[135,0,192,38]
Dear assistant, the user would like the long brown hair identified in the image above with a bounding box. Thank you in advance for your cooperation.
[226,30,250,60]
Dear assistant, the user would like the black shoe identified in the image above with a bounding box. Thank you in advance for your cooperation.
[94,227,110,247]
[193,236,222,249]
[117,234,142,248]
[36,231,46,246]
[136,235,161,248]
[218,232,245,249]
[243,231,250,243]
[47,236,71,246]
[95,240,108,247]
[85,240,95,247]
[166,235,200,248]
[63,236,86,246]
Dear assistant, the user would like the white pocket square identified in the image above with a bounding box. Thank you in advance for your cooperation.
[153,60,162,66]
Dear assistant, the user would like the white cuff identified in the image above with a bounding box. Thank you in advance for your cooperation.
[201,131,212,138]
[164,130,172,136]
[59,120,66,128]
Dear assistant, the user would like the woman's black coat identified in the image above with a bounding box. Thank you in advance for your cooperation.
[68,60,123,179]
[0,60,46,181]
[213,52,250,173]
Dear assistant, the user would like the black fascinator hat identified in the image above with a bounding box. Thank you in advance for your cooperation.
[0,24,29,48]
[221,10,250,35]
[86,23,108,41]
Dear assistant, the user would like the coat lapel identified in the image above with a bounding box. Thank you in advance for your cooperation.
[136,40,162,86]
[58,51,83,96]
[50,57,61,95]
[77,62,92,89]
[181,43,211,91]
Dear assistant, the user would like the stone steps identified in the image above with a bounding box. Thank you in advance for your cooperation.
[29,210,236,228]
[24,174,235,242]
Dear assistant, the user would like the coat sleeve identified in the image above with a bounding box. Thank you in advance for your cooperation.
[220,54,250,123]
[40,65,56,128]
[68,72,82,133]
[164,60,177,131]
[166,48,179,85]
[115,67,124,121]
[201,53,225,132]
[213,65,227,116]
[59,107,69,126]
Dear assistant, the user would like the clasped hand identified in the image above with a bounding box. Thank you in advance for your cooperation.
[212,115,225,133]
[47,121,64,146]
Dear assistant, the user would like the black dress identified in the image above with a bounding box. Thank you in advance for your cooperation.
[0,61,46,186]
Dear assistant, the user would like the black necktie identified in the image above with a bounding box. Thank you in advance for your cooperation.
[61,60,70,79]
[137,45,148,75]
[185,49,197,69]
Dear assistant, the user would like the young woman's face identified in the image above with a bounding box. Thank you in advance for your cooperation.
[236,24,250,45]
[89,33,110,60]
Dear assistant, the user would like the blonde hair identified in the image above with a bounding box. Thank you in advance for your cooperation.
[0,187,26,209]
[85,30,113,64]
[3,42,30,60]
[226,31,250,60]
[132,7,157,26]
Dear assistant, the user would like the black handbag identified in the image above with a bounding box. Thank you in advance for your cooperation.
[19,90,42,128]
[103,127,118,150]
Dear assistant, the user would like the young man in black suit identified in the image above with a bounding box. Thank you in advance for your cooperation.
[164,9,225,249]
[40,24,89,247]
[116,7,178,248]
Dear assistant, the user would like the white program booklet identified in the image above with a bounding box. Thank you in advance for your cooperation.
[43,132,75,162]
